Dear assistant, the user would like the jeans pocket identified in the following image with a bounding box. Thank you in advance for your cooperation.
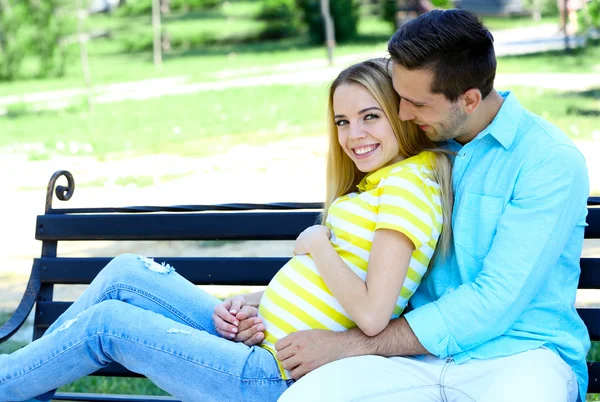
[454,192,504,259]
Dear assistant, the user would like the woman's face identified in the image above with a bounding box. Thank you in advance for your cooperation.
[333,83,402,173]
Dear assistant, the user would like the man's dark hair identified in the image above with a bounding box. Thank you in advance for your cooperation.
[388,9,496,102]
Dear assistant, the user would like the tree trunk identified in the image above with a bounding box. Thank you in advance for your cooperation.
[320,0,335,66]
[152,0,163,70]
[76,0,94,112]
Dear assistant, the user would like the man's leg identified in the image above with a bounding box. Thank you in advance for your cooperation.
[279,355,446,402]
[1,300,289,402]
[445,348,578,402]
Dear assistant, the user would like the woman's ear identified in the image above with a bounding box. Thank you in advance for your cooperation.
[463,88,482,114]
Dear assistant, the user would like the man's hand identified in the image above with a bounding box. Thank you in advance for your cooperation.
[213,297,265,345]
[294,225,331,256]
[275,329,345,379]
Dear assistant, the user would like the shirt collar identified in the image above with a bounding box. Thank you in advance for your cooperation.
[357,152,434,192]
[474,90,523,150]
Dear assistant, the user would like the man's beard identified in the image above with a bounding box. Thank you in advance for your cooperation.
[428,105,468,142]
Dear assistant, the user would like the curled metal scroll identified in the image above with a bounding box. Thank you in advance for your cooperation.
[45,170,75,213]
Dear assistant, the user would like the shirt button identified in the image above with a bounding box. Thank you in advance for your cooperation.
[448,288,455,293]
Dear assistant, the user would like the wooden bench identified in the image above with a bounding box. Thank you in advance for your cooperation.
[1,170,599,401]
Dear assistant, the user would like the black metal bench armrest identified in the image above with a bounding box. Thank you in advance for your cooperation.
[0,265,41,343]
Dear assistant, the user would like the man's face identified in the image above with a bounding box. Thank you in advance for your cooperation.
[392,64,469,143]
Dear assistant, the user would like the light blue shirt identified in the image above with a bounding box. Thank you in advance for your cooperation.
[405,91,590,400]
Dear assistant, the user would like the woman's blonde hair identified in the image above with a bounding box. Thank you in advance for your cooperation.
[322,58,454,260]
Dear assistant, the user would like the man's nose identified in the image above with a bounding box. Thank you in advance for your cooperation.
[399,99,414,121]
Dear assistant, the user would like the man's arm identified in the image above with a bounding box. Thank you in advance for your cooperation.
[275,143,588,379]
[275,317,428,379]
[404,144,589,357]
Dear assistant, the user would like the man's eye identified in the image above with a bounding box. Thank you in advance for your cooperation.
[335,120,348,126]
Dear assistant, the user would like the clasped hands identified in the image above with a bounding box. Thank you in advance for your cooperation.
[211,224,337,378]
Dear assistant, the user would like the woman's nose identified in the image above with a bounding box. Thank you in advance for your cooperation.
[349,123,367,139]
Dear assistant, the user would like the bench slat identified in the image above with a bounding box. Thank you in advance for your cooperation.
[587,208,600,239]
[578,308,600,341]
[35,257,286,285]
[36,212,321,241]
[579,258,600,289]
[589,362,600,394]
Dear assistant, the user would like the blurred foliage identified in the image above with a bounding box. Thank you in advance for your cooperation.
[297,0,360,43]
[112,2,265,52]
[0,0,70,81]
[581,0,600,30]
[258,0,303,39]
[523,0,559,16]
[382,0,452,28]
[117,0,221,16]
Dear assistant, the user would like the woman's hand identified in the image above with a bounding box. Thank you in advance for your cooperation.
[213,296,265,345]
[294,225,332,256]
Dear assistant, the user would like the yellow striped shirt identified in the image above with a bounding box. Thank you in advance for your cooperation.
[258,151,443,378]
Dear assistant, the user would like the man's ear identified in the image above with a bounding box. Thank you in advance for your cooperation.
[462,88,482,114]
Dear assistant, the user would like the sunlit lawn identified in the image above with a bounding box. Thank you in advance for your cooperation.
[0,79,597,161]
[0,83,329,159]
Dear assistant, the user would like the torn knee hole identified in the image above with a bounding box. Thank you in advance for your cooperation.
[138,256,175,274]
[57,312,83,332]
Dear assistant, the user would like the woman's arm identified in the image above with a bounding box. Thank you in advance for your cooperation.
[297,226,414,336]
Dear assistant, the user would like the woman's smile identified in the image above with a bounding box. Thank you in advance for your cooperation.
[352,144,380,159]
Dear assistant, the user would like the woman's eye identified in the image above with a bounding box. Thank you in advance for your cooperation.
[365,113,379,120]
[335,120,348,127]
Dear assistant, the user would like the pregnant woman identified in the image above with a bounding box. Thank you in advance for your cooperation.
[0,58,452,402]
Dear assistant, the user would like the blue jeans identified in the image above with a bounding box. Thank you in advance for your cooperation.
[0,254,291,402]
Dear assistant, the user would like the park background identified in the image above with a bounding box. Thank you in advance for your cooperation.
[1,0,599,398]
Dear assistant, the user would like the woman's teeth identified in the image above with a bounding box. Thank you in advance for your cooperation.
[354,144,378,155]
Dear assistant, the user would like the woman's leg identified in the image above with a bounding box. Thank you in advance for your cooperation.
[0,300,289,402]
[46,254,221,336]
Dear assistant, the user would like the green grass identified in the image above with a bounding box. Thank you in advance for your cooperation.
[2,82,597,160]
[58,377,169,395]
[0,83,329,159]
[512,86,599,141]
[498,43,600,74]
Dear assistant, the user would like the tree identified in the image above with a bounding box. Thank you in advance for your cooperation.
[0,0,68,81]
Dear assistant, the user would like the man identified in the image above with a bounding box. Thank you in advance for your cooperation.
[233,9,590,402]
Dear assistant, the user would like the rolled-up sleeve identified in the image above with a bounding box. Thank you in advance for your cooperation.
[404,144,589,358]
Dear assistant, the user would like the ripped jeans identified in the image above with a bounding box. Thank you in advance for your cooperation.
[0,254,291,402]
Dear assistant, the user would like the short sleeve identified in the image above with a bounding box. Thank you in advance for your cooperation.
[375,169,440,250]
